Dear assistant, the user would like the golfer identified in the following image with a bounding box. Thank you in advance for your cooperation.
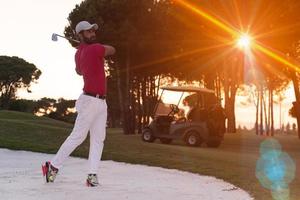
[43,21,116,187]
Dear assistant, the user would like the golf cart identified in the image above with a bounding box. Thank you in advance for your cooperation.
[142,86,226,147]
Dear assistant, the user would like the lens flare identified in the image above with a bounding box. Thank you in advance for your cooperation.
[237,34,252,49]
[271,183,290,200]
[256,139,296,200]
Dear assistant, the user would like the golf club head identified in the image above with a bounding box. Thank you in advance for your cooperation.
[51,33,58,42]
[51,33,80,44]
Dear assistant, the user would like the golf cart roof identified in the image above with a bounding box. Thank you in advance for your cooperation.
[160,86,215,93]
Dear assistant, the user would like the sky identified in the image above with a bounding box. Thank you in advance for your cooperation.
[0,0,84,100]
[0,0,296,129]
[235,86,296,129]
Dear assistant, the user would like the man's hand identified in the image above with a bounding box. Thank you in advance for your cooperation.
[103,45,116,56]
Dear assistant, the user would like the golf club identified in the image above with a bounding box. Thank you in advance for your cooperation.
[52,33,80,43]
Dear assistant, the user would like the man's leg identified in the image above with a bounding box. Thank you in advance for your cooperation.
[88,100,107,174]
[51,95,97,169]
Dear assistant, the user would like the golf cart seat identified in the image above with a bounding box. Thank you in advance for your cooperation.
[156,115,174,125]
[187,108,208,122]
[156,115,174,135]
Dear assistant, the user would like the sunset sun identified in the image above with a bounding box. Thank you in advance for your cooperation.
[237,34,252,49]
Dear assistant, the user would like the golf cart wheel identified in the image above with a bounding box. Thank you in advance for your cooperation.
[142,128,156,143]
[206,140,222,148]
[160,138,172,144]
[185,131,202,147]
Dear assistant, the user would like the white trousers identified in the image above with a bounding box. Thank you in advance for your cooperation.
[51,94,107,174]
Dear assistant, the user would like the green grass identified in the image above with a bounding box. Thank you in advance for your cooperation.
[0,110,300,200]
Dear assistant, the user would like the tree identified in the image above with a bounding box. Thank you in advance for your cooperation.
[7,99,36,113]
[34,98,56,115]
[48,98,77,123]
[292,123,297,132]
[0,56,41,108]
[286,123,291,134]
[106,71,122,128]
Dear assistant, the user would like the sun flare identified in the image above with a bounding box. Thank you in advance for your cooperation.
[237,34,252,49]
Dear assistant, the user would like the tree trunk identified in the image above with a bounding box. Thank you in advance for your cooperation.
[267,88,271,136]
[156,75,161,96]
[270,88,274,136]
[205,74,215,90]
[215,74,222,104]
[0,84,13,109]
[224,79,237,133]
[130,78,136,134]
[223,60,238,134]
[255,89,259,135]
[116,67,125,130]
[263,90,269,136]
[142,77,147,126]
[137,80,142,134]
[260,85,264,135]
[121,44,135,135]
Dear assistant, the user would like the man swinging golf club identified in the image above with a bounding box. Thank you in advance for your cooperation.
[42,21,115,187]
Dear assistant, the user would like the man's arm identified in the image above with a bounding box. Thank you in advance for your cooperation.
[75,51,82,76]
[75,67,82,76]
[103,45,116,56]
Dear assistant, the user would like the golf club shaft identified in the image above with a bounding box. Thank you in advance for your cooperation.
[56,34,80,43]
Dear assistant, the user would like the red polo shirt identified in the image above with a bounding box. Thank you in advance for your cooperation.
[75,43,106,96]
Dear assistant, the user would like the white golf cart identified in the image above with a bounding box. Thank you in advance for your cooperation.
[142,86,226,147]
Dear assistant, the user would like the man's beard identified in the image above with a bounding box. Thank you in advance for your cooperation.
[83,35,97,44]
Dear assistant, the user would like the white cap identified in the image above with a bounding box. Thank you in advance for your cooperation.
[75,21,98,34]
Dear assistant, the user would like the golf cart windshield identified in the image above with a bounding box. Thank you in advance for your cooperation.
[155,93,192,118]
[154,86,217,119]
